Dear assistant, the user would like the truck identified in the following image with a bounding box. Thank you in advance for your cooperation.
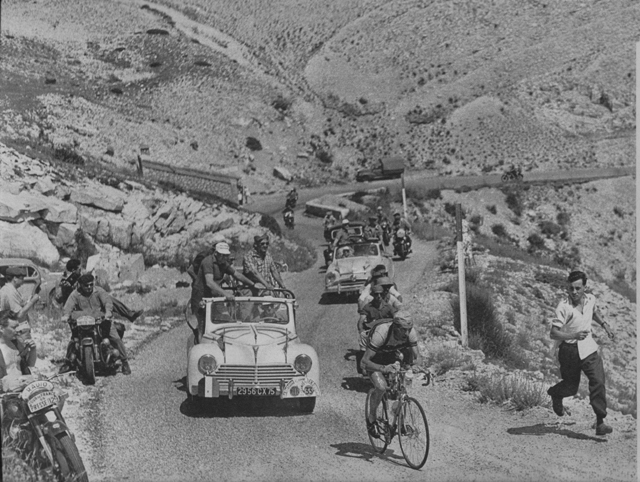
[355,156,405,182]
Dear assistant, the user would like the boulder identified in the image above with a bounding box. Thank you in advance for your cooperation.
[34,177,56,195]
[41,196,78,224]
[70,185,125,212]
[78,212,99,237]
[0,220,60,266]
[121,198,151,222]
[0,191,48,222]
[165,212,186,235]
[273,166,293,181]
[48,222,78,249]
[95,218,111,243]
[118,253,145,282]
[109,218,134,250]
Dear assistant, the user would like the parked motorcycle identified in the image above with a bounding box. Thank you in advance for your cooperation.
[393,229,410,260]
[501,165,523,182]
[72,315,124,385]
[283,209,295,229]
[1,374,88,482]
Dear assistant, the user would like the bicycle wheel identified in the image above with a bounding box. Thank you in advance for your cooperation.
[398,397,430,469]
[365,388,389,453]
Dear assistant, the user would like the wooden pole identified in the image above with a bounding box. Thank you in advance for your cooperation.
[401,171,407,220]
[456,203,468,346]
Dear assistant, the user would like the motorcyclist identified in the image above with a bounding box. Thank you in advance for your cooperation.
[376,206,389,226]
[323,212,337,242]
[392,211,412,254]
[286,187,298,210]
[61,274,131,375]
[283,207,294,229]
[358,266,402,310]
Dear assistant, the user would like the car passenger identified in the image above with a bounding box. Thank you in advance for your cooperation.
[0,310,36,386]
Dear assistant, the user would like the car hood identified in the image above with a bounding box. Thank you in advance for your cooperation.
[207,324,298,364]
[331,257,372,275]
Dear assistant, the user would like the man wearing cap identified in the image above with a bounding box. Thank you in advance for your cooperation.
[376,206,389,226]
[323,212,337,242]
[362,311,421,438]
[356,284,397,374]
[62,274,131,375]
[243,234,287,296]
[191,242,258,342]
[0,267,41,325]
[392,211,412,253]
[358,267,403,311]
[364,216,382,241]
[186,235,227,286]
[332,219,351,248]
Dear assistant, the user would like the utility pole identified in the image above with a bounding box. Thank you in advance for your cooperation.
[456,203,468,346]
[401,170,407,220]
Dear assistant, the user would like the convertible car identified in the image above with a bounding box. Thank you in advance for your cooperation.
[186,290,320,412]
[324,241,393,296]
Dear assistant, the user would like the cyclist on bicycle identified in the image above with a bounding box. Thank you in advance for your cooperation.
[361,311,421,438]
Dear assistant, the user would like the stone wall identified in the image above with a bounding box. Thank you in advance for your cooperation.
[141,160,239,204]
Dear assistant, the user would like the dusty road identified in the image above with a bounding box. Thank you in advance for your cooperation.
[85,212,636,482]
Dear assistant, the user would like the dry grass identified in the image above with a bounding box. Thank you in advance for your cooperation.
[465,371,550,411]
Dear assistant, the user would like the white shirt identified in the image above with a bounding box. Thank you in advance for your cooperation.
[552,293,599,359]
[0,341,23,386]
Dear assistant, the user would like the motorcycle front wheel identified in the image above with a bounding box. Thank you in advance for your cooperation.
[52,434,89,482]
[83,346,96,385]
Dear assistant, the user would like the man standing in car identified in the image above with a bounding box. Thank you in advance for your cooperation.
[191,242,257,342]
[243,234,287,295]
[547,270,615,436]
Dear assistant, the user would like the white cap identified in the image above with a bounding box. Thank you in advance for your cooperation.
[342,219,349,225]
[215,242,231,255]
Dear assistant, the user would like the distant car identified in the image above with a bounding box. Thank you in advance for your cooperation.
[324,241,393,296]
[185,290,320,413]
[355,157,405,182]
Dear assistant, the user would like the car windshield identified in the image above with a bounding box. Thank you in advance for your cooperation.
[209,300,289,325]
[335,243,378,259]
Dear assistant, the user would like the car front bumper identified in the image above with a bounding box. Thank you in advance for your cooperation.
[193,376,320,399]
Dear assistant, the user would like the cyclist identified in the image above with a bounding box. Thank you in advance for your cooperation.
[361,311,421,438]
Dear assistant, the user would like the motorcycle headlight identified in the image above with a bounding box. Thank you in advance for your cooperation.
[4,399,26,420]
[294,354,312,375]
[197,355,218,375]
[397,229,406,238]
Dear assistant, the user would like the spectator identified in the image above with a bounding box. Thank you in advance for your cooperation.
[243,234,287,296]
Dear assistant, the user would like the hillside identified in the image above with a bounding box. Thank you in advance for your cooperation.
[1,0,636,198]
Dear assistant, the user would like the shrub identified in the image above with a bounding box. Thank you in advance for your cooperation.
[53,145,85,165]
[450,284,513,360]
[125,283,153,295]
[553,246,581,269]
[556,211,570,226]
[469,214,483,225]
[259,213,282,237]
[270,230,317,273]
[465,372,550,411]
[613,206,624,218]
[271,95,292,113]
[534,270,566,291]
[406,186,441,201]
[316,149,333,164]
[527,232,546,251]
[425,346,474,375]
[412,219,452,241]
[502,188,522,217]
[475,234,563,269]
[486,204,497,215]
[539,221,563,236]
[246,137,262,151]
[443,202,457,217]
[491,224,508,238]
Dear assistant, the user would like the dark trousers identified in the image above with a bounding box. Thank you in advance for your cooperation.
[112,298,135,322]
[548,342,607,419]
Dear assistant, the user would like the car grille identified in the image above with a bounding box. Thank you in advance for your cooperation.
[338,279,366,290]
[215,364,297,388]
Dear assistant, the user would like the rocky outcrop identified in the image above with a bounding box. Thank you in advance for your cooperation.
[0,220,60,266]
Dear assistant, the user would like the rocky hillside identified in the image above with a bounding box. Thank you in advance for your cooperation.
[0,0,635,197]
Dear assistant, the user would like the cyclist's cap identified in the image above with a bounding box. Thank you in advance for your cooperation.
[342,219,349,225]
[375,276,394,286]
[393,312,413,329]
[371,284,384,294]
[6,267,27,277]
[215,242,231,255]
[78,273,95,285]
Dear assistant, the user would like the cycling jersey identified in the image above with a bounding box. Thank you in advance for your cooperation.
[366,322,418,367]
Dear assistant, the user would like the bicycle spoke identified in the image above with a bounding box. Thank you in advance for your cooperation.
[398,397,430,469]
[365,389,390,454]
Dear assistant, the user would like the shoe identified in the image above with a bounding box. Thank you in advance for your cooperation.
[59,363,73,374]
[548,388,569,416]
[400,424,415,436]
[596,422,613,436]
[122,361,132,375]
[367,420,380,439]
[130,310,143,322]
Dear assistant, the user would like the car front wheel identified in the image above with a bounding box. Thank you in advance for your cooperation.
[299,397,316,413]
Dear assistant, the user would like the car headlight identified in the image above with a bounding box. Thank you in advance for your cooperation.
[325,271,338,285]
[197,355,218,375]
[294,354,312,375]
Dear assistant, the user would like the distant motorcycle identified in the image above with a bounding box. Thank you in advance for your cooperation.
[393,229,410,260]
[72,315,125,385]
[501,166,523,182]
[283,209,295,229]
[1,374,88,482]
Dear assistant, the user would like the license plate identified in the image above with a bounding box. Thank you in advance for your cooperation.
[236,387,276,396]
[27,392,57,412]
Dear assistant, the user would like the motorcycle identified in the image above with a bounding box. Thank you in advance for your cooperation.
[393,229,410,260]
[72,315,124,385]
[1,374,89,482]
[380,220,391,247]
[283,209,295,229]
[501,165,523,182]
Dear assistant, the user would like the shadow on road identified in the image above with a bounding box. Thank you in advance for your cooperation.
[318,293,357,305]
[330,442,406,467]
[179,397,312,419]
[507,423,607,442]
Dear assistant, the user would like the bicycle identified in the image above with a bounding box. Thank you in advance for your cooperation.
[365,365,431,469]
